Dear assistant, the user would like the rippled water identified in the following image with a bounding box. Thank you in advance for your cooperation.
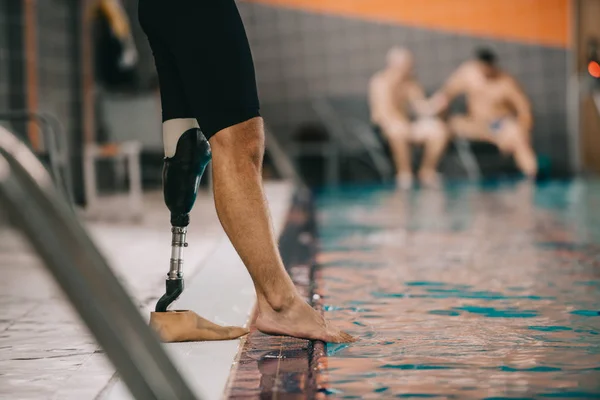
[314,180,600,399]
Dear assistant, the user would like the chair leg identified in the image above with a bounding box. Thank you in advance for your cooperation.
[127,147,143,220]
[454,138,481,181]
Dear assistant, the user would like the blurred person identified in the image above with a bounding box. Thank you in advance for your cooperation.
[427,48,537,178]
[138,0,353,343]
[369,47,449,189]
[90,0,139,152]
[92,0,138,88]
[87,0,139,194]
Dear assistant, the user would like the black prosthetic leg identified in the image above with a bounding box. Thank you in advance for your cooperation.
[155,128,212,312]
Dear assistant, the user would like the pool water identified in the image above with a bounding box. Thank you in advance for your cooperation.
[314,180,600,399]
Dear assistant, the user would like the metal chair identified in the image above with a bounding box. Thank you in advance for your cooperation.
[312,98,395,184]
[452,137,482,181]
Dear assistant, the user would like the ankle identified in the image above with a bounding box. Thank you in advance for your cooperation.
[396,172,413,189]
[418,167,436,176]
[257,291,297,313]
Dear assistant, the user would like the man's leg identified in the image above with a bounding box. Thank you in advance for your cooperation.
[209,117,354,343]
[411,118,449,187]
[495,120,537,178]
[513,144,538,178]
[451,116,537,178]
[381,120,413,189]
[150,118,251,342]
[140,6,252,341]
[142,0,352,342]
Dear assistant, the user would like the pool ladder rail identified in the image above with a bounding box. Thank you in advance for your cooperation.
[0,125,200,400]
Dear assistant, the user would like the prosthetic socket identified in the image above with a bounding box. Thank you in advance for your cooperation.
[155,128,211,312]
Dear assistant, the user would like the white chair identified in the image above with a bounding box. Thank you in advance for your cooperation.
[83,141,143,221]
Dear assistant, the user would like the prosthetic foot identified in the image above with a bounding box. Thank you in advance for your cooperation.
[150,310,248,342]
[151,126,247,342]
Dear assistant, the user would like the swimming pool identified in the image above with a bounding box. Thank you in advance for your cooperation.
[314,180,600,399]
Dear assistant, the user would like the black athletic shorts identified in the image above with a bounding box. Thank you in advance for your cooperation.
[138,0,260,140]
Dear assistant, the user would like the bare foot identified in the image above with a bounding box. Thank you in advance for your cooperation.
[418,169,442,189]
[255,296,356,343]
[396,173,413,190]
[150,310,248,343]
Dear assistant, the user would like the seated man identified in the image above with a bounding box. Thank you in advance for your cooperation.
[369,47,449,189]
[428,48,537,178]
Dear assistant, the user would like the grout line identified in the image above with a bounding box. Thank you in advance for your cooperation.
[220,304,258,400]
[1,301,40,333]
[273,339,284,400]
[94,371,120,400]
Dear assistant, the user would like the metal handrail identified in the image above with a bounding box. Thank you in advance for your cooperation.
[264,123,307,188]
[343,116,396,181]
[0,125,199,400]
[453,137,482,181]
[312,98,391,183]
[0,111,74,204]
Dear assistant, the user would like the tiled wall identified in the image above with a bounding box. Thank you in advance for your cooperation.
[237,2,571,172]
[0,1,574,176]
[36,1,77,144]
[0,0,86,200]
[0,0,26,132]
[0,0,78,143]
[0,3,8,113]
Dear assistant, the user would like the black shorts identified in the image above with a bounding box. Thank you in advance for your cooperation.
[138,0,260,140]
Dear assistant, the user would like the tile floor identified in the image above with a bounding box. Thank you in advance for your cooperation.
[0,182,293,400]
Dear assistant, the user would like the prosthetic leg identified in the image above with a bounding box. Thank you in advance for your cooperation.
[155,127,211,313]
[149,123,248,342]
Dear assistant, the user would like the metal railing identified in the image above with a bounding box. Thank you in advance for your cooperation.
[264,122,306,188]
[313,97,394,183]
[0,111,74,204]
[0,125,199,400]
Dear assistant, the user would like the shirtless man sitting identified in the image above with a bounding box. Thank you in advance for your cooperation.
[428,48,537,178]
[369,47,449,189]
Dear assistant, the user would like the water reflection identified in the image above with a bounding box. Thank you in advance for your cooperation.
[315,180,600,398]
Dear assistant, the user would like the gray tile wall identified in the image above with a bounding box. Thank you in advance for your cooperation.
[0,0,27,137]
[237,2,571,172]
[123,0,158,90]
[0,2,8,113]
[36,1,76,144]
[0,1,570,173]
[0,1,87,200]
[0,0,77,144]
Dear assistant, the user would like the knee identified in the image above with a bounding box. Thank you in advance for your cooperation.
[426,120,449,142]
[448,116,465,136]
[499,123,527,153]
[209,117,265,166]
[384,121,410,141]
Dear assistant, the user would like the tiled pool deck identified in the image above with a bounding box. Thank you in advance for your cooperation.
[0,183,292,400]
